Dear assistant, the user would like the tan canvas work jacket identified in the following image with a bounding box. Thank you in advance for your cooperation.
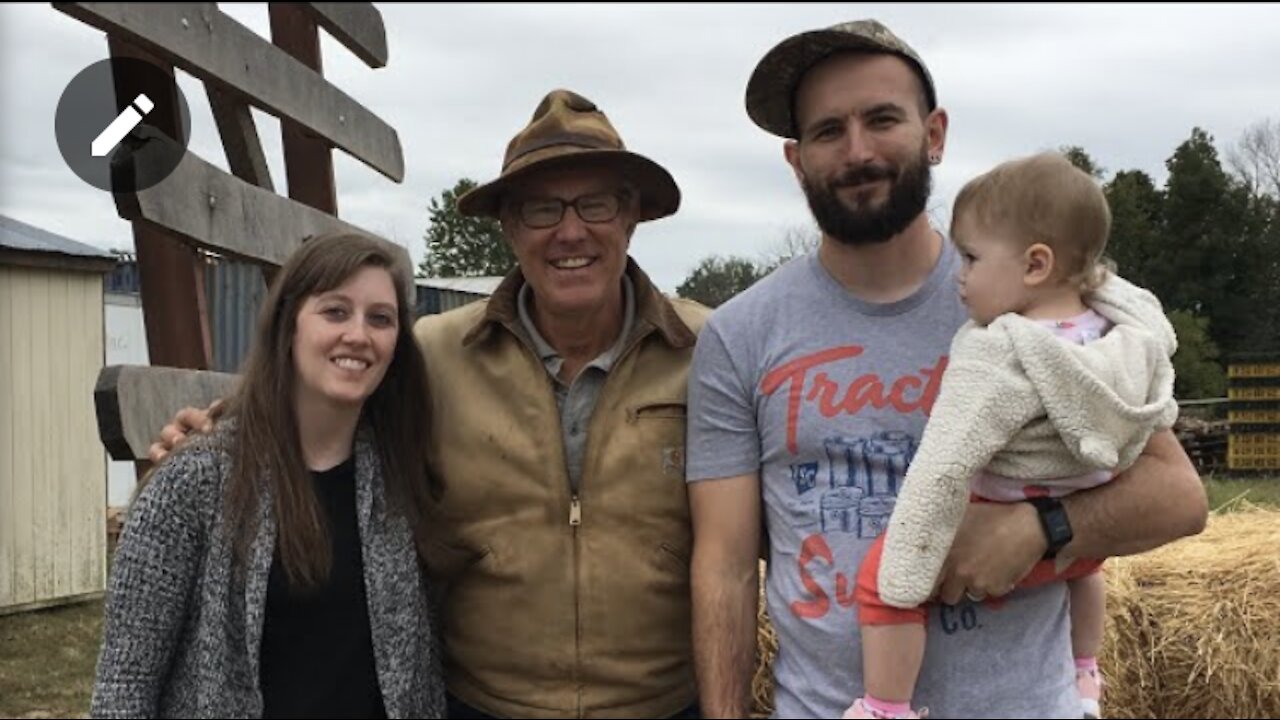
[415,260,709,718]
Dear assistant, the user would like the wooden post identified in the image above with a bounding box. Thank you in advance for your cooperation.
[107,37,213,372]
[271,3,337,215]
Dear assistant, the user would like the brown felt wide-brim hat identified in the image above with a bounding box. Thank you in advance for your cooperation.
[457,89,680,222]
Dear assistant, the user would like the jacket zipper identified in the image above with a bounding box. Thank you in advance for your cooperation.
[511,318,656,717]
[571,492,583,715]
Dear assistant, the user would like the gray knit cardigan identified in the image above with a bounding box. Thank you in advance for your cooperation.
[91,428,445,718]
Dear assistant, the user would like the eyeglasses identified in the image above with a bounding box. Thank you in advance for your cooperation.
[512,192,626,229]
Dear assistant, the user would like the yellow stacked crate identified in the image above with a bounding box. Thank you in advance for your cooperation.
[1228,353,1280,472]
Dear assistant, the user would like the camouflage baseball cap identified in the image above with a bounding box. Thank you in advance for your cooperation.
[457,89,680,222]
[745,19,937,139]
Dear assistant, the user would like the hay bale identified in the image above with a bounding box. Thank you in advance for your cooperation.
[751,507,1280,719]
[752,568,776,719]
[1102,505,1280,718]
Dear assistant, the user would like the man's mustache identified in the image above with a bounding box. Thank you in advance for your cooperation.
[832,164,896,188]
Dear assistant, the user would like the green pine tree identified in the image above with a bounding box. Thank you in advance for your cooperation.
[418,179,516,278]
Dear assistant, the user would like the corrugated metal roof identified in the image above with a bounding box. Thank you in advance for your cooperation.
[0,214,116,260]
[205,259,267,373]
[415,276,505,295]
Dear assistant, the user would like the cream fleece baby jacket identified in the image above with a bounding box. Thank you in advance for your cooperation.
[876,273,1179,608]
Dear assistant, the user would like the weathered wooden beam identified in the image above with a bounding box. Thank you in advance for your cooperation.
[109,36,213,371]
[129,213,215,372]
[54,2,404,182]
[271,2,337,215]
[94,365,238,461]
[113,128,379,266]
[305,2,388,68]
[207,85,273,191]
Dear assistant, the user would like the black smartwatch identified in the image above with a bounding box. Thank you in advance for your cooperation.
[1026,496,1073,558]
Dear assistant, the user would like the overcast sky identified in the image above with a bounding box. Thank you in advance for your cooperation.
[2,3,1278,291]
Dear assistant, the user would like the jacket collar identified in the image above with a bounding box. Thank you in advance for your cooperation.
[461,257,696,351]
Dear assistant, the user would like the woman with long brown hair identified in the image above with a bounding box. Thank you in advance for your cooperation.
[91,233,443,718]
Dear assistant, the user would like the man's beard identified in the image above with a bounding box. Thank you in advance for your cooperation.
[802,148,932,246]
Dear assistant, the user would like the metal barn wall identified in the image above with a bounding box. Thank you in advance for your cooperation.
[0,265,108,614]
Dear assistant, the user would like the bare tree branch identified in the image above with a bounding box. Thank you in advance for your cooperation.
[1228,118,1280,199]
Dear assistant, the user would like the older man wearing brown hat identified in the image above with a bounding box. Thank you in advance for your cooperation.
[685,18,1206,720]
[415,89,708,719]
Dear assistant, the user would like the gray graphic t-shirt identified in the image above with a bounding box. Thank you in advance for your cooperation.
[687,242,1078,719]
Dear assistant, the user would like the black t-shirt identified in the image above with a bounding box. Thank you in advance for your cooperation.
[259,455,387,719]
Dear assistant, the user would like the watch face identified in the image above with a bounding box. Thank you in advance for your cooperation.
[1047,510,1071,543]
[1032,497,1072,555]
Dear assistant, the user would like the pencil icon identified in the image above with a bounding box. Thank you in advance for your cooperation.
[91,93,154,157]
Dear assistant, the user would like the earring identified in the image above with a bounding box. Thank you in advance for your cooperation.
[928,154,941,165]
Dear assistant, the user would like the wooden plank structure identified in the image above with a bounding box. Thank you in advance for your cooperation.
[94,365,239,462]
[50,3,411,497]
